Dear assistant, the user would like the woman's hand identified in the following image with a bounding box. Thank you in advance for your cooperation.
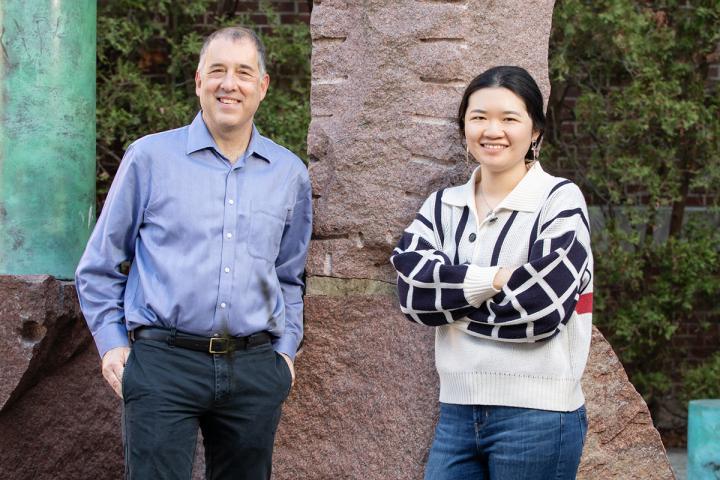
[492,267,513,290]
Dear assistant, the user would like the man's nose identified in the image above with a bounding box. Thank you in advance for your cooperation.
[220,73,237,91]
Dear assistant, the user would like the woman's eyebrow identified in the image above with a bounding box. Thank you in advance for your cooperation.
[468,109,522,115]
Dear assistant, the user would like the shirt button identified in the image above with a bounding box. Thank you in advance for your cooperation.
[224,267,230,273]
[220,302,227,309]
[226,232,233,239]
[228,199,234,205]
[469,233,477,242]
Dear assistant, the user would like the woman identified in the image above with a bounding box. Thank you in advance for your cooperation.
[390,66,593,479]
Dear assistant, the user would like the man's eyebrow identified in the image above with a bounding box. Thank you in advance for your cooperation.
[206,62,256,71]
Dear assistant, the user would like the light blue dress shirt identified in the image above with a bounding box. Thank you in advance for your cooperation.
[75,112,312,359]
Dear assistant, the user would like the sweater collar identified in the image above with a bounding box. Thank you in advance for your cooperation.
[442,162,552,213]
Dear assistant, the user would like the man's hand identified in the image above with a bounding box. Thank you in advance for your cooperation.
[102,346,131,399]
[278,352,295,387]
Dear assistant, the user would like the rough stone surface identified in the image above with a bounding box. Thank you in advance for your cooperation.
[0,275,208,479]
[308,0,556,283]
[578,328,675,479]
[274,294,438,479]
[0,344,122,480]
[0,275,89,410]
[302,1,674,479]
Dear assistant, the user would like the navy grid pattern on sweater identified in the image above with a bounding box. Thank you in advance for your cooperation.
[390,180,591,343]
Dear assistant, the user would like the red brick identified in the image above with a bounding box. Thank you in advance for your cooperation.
[281,13,310,24]
[708,65,720,80]
[298,1,310,13]
[561,122,576,135]
[235,0,260,12]
[272,1,297,13]
[251,14,268,24]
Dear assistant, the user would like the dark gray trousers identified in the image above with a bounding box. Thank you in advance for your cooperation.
[121,337,292,480]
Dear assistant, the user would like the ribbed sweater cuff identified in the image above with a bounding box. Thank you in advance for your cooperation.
[464,264,501,307]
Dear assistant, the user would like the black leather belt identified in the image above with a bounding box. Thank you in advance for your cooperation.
[130,327,272,354]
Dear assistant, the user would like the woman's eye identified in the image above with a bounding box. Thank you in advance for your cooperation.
[503,117,517,122]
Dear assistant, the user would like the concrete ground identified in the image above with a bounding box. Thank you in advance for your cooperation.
[667,448,687,480]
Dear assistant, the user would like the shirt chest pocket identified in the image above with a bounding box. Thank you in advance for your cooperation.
[247,202,289,262]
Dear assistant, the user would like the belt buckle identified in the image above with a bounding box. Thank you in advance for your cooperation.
[209,337,229,354]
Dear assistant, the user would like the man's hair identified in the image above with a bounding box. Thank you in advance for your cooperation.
[197,26,267,77]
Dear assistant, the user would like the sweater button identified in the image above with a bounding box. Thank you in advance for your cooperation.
[469,233,476,242]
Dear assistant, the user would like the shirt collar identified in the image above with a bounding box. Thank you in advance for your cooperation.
[185,111,272,163]
[442,162,551,213]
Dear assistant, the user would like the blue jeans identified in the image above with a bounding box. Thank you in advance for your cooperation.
[425,403,587,480]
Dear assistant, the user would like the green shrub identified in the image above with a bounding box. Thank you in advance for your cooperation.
[683,352,720,402]
[547,0,720,407]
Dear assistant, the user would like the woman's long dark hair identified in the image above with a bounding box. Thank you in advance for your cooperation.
[457,66,545,160]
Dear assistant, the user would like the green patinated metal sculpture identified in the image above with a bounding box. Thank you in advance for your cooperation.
[0,1,96,279]
[688,399,720,480]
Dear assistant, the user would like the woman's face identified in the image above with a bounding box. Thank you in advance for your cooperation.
[464,87,538,173]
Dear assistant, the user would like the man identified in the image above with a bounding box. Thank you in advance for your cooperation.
[75,26,312,479]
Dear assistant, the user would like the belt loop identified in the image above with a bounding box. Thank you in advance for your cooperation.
[168,326,177,348]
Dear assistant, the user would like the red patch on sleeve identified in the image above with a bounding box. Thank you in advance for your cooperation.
[575,293,593,314]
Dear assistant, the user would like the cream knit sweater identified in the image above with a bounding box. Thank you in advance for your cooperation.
[390,162,593,411]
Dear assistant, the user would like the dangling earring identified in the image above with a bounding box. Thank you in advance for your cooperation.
[465,144,469,167]
[531,139,540,161]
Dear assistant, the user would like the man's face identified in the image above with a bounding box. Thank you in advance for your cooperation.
[195,37,269,135]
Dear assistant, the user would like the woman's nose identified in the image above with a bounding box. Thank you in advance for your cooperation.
[484,120,504,136]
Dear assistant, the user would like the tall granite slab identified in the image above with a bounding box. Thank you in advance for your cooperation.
[274,0,675,479]
[308,0,556,280]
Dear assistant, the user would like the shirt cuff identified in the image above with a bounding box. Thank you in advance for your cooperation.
[464,264,501,307]
[94,322,130,359]
[273,333,300,361]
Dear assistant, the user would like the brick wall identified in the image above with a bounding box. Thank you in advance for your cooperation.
[547,41,720,209]
[235,0,311,30]
[546,41,720,422]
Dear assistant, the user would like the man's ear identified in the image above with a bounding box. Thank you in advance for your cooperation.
[259,73,270,102]
[195,70,202,98]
